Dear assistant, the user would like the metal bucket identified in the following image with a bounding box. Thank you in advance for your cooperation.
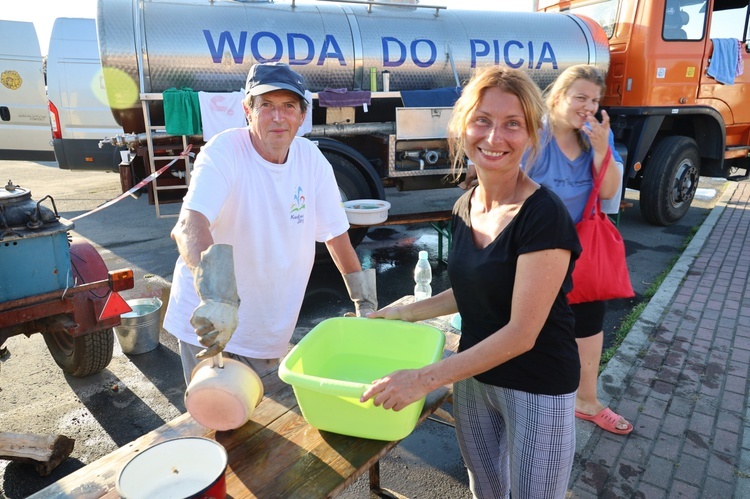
[115,298,162,355]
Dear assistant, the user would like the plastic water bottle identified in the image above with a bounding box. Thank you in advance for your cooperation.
[414,250,432,301]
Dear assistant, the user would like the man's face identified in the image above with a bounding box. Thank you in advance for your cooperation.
[244,90,305,163]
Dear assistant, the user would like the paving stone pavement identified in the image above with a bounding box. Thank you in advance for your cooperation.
[567,179,750,498]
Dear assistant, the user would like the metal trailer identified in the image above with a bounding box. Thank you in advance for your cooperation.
[0,181,134,377]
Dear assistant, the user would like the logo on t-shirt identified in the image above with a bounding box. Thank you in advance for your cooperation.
[290,186,305,224]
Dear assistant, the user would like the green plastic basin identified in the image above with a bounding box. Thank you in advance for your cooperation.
[278,317,445,441]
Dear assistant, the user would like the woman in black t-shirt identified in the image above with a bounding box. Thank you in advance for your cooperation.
[361,66,581,499]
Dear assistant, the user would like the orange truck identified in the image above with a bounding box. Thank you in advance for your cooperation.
[537,0,750,225]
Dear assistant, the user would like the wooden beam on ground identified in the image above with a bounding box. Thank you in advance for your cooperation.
[0,432,75,476]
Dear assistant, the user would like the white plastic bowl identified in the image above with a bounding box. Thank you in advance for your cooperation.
[343,199,391,225]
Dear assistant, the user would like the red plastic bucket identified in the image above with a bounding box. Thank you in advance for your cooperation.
[117,437,227,498]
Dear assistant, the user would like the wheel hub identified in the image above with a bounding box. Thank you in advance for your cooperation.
[673,162,699,204]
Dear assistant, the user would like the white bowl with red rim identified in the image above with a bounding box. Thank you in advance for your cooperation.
[117,437,228,499]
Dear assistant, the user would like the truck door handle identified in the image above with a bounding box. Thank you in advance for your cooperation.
[0,107,10,121]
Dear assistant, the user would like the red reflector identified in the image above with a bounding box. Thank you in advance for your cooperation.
[109,269,135,292]
[85,157,94,162]
[99,292,132,321]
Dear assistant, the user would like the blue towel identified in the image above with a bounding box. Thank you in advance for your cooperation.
[400,87,462,107]
[318,88,372,108]
[707,38,739,85]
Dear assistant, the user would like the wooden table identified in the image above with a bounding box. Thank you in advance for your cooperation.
[350,211,452,262]
[30,303,460,499]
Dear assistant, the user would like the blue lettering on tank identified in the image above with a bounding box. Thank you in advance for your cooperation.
[318,35,346,66]
[470,38,557,70]
[288,33,314,65]
[382,37,407,67]
[527,41,534,69]
[411,39,437,68]
[204,30,247,64]
[537,42,558,69]
[202,31,558,72]
[504,40,524,68]
[251,31,283,63]
[470,40,491,65]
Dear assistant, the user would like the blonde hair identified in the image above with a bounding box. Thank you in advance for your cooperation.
[544,64,606,152]
[447,65,545,181]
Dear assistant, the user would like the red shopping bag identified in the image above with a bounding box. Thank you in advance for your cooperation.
[567,148,635,305]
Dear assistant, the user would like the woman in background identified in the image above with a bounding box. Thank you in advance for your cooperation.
[526,64,632,435]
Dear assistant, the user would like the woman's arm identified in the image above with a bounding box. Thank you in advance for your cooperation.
[361,247,571,410]
[369,288,458,322]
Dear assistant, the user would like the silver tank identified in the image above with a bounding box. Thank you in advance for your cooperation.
[97,0,609,130]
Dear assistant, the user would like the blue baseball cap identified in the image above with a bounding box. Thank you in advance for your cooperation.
[245,62,307,102]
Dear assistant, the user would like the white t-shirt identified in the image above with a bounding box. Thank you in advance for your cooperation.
[163,127,349,358]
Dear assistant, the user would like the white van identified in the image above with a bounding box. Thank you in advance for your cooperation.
[47,18,124,170]
[0,20,55,161]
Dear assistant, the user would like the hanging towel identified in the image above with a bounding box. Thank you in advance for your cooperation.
[400,87,462,107]
[163,87,202,135]
[318,88,372,108]
[736,39,745,77]
[707,38,739,85]
[198,91,246,141]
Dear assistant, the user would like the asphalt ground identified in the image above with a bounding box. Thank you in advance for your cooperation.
[0,159,731,498]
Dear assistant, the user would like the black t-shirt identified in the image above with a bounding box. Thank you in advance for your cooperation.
[448,186,582,395]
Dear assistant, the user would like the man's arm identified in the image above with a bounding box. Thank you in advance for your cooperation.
[325,232,362,275]
[171,209,214,272]
[327,232,379,317]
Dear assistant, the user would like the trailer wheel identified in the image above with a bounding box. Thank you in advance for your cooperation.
[43,328,114,378]
[640,136,700,226]
[323,151,372,247]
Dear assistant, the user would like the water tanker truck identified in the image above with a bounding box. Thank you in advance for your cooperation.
[96,0,610,225]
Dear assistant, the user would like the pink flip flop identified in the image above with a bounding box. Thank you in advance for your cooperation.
[575,407,633,435]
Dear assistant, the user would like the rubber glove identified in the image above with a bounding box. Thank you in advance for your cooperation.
[190,244,240,359]
[343,269,378,317]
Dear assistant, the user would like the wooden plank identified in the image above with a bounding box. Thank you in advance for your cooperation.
[350,210,451,229]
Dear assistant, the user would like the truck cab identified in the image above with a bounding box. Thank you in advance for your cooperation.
[538,0,750,225]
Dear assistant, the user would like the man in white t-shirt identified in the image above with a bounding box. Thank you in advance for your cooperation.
[164,62,377,385]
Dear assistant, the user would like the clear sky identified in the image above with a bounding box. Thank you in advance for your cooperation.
[4,0,534,56]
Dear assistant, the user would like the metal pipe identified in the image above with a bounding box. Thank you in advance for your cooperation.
[100,122,396,149]
[316,0,446,16]
[310,122,396,137]
[423,150,440,165]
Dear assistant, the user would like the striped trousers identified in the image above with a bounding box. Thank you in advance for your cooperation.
[453,377,576,499]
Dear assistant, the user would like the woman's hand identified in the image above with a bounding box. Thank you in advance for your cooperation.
[582,109,610,156]
[360,369,431,411]
[366,305,409,321]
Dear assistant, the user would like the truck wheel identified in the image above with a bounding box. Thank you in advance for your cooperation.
[43,328,114,377]
[323,151,372,247]
[640,136,700,226]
